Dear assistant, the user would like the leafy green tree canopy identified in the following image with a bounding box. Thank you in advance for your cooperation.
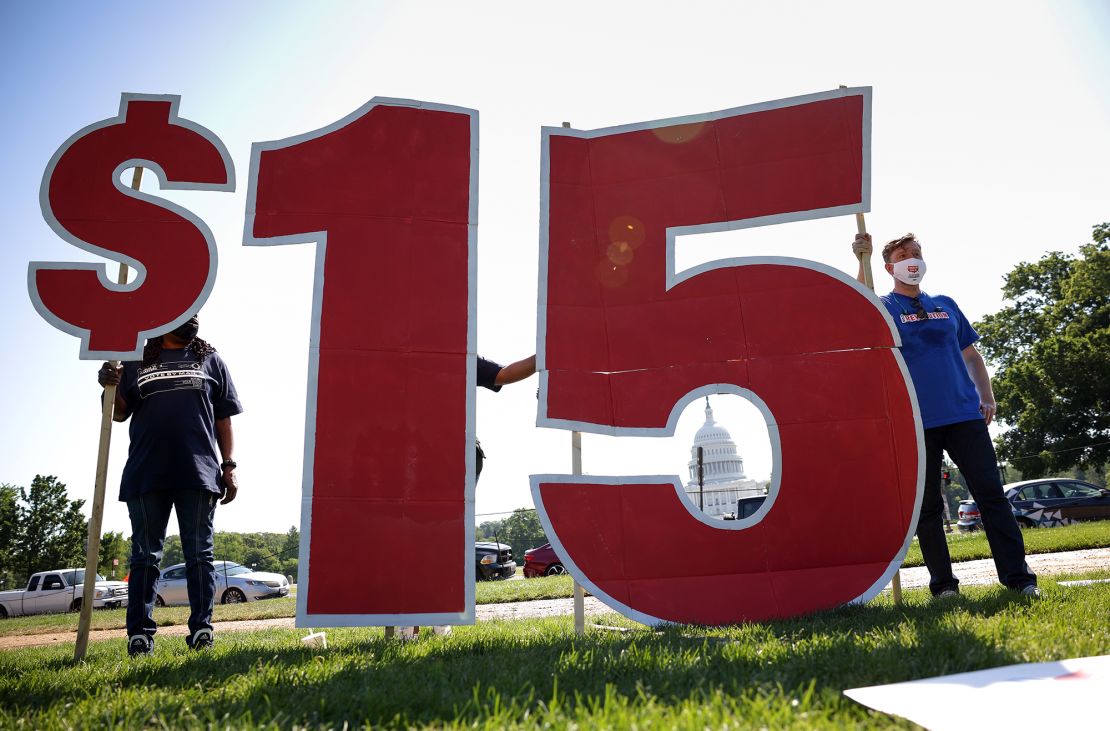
[976,223,1110,476]
[499,509,548,564]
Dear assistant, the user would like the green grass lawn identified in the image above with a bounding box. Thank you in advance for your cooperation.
[2,572,1107,729]
[900,519,1110,567]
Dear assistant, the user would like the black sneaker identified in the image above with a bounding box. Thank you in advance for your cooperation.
[128,635,154,657]
[186,628,214,651]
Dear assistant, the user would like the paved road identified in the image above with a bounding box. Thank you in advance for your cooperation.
[4,548,1107,650]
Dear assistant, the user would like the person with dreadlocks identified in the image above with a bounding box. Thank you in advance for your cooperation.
[97,314,243,655]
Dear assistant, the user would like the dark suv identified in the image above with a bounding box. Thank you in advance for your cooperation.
[475,542,516,580]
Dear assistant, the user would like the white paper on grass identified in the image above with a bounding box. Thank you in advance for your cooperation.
[844,655,1110,731]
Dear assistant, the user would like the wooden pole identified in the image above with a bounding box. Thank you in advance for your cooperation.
[558,120,587,636]
[74,166,141,661]
[571,430,585,635]
[852,208,903,605]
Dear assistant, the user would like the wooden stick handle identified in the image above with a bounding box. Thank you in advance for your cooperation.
[855,213,875,292]
[74,381,116,661]
[571,430,585,635]
[74,166,142,662]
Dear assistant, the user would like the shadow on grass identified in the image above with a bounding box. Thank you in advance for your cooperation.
[3,591,1045,728]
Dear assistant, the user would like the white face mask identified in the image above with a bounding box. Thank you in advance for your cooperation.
[891,257,926,286]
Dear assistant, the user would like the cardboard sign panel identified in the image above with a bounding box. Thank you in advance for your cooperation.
[28,94,234,360]
[535,87,924,624]
[244,99,478,626]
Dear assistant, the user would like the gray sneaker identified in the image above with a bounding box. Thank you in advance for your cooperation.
[187,628,214,651]
[1019,584,1041,599]
[128,634,154,657]
[934,589,959,599]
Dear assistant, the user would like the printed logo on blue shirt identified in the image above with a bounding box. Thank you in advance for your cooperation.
[137,361,206,398]
[899,312,951,324]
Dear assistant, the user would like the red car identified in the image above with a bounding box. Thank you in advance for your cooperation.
[523,543,566,578]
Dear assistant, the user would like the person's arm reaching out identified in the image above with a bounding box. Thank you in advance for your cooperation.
[961,344,997,425]
[495,355,537,386]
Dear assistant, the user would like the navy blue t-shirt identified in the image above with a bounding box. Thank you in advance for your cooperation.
[117,346,243,500]
[881,291,983,429]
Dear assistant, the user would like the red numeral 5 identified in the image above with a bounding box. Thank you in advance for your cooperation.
[534,88,923,624]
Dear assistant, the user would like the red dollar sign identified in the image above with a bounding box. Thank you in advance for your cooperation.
[28,94,235,359]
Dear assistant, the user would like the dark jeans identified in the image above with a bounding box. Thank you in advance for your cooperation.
[919,419,1037,594]
[126,489,217,638]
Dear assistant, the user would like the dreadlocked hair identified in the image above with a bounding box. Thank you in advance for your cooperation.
[141,336,217,367]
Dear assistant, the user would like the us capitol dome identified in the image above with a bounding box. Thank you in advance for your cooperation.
[685,398,765,518]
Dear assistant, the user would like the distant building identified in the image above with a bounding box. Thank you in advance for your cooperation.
[685,398,764,519]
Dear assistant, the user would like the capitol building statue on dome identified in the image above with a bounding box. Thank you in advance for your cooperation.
[685,397,765,519]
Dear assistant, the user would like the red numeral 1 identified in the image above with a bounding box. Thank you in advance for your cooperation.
[534,88,923,624]
[245,99,478,625]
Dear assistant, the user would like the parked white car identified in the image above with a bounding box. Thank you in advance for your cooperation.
[155,561,290,606]
[0,569,128,618]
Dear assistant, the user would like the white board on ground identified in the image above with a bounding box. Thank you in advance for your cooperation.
[844,655,1110,730]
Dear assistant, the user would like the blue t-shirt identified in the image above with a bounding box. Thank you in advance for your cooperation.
[117,345,243,500]
[882,292,983,429]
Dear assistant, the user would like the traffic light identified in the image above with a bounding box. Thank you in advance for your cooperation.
[942,469,952,486]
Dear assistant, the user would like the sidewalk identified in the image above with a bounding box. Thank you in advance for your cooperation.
[4,547,1107,650]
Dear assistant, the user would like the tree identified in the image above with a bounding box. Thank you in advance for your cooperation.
[162,535,184,567]
[976,223,1110,477]
[0,484,19,589]
[499,509,548,564]
[154,530,295,574]
[280,525,300,580]
[475,518,506,543]
[15,475,87,579]
[97,531,129,579]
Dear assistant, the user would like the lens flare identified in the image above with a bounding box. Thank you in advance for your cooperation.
[595,259,629,288]
[651,121,707,145]
[607,240,634,265]
[608,215,645,250]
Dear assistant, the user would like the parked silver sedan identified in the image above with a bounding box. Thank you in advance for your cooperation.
[155,561,290,606]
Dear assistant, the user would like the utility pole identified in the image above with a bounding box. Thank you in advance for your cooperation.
[697,446,705,512]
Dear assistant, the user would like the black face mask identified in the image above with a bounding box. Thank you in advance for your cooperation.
[170,316,199,343]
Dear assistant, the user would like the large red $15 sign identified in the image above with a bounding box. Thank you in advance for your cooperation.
[30,88,922,627]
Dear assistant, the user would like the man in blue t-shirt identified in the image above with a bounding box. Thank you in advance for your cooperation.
[98,314,244,655]
[852,233,1038,598]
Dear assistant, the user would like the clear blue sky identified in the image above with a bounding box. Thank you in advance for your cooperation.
[2,1,1109,536]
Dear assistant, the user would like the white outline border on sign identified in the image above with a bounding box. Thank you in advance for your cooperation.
[530,86,925,625]
[27,93,235,361]
[243,97,479,628]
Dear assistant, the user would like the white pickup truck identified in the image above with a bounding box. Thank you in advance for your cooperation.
[0,569,128,618]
